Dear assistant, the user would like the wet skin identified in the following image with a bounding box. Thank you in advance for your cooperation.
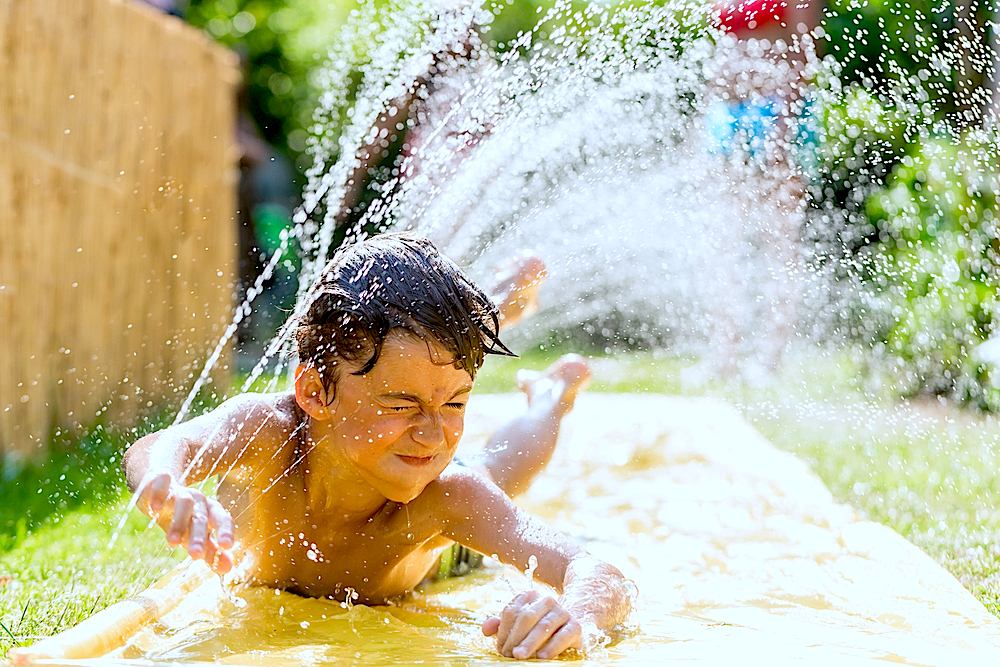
[220,334,475,602]
[124,332,630,659]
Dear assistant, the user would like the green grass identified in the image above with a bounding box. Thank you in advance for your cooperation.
[0,415,191,654]
[0,507,183,649]
[4,347,1000,655]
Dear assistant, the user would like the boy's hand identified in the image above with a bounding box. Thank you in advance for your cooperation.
[136,472,235,574]
[481,590,582,660]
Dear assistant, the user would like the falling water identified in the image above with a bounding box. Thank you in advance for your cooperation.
[279,0,836,383]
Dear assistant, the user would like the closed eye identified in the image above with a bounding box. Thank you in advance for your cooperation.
[446,402,467,410]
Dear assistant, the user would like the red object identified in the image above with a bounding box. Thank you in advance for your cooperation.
[715,0,788,36]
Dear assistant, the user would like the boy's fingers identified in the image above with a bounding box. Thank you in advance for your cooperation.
[501,595,555,657]
[481,617,501,637]
[148,474,171,511]
[496,591,534,650]
[534,618,581,660]
[200,536,217,566]
[513,607,572,659]
[187,500,209,558]
[167,494,193,546]
[207,500,234,549]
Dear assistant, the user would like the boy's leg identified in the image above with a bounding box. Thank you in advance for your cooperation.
[467,354,591,497]
[489,252,546,330]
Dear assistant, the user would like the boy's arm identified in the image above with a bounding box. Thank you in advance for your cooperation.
[122,394,278,572]
[435,469,632,660]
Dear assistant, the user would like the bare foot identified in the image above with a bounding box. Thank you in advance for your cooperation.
[515,354,591,418]
[489,252,546,329]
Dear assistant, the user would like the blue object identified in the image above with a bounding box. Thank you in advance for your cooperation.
[705,95,819,179]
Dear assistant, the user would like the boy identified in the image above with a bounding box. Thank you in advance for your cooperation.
[123,234,631,660]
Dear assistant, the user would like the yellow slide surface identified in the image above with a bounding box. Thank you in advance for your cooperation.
[9,395,1000,666]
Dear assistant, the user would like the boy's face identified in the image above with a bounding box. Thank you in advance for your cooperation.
[325,332,474,503]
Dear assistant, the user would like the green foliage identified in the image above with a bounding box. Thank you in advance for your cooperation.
[0,502,182,654]
[854,132,1000,406]
[0,419,184,653]
[817,83,912,211]
[0,405,215,652]
[0,412,175,552]
[812,0,1000,407]
[822,0,995,124]
[0,430,120,552]
[811,0,996,224]
[183,0,333,169]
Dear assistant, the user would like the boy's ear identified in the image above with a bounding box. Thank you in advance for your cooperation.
[294,363,333,420]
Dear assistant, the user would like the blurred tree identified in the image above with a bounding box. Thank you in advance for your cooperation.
[861,134,1000,404]
[815,1,1000,406]
[184,0,299,159]
[823,0,996,128]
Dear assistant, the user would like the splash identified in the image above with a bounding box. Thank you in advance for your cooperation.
[287,0,832,383]
[285,0,999,393]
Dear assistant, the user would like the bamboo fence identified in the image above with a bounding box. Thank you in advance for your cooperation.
[0,0,240,461]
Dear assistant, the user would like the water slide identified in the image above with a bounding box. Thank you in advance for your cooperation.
[10,394,1000,665]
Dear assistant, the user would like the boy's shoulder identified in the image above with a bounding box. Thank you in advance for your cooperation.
[207,391,306,482]
[418,463,511,519]
[213,391,303,447]
[433,462,491,490]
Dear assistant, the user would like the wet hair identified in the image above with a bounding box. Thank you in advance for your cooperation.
[294,233,514,400]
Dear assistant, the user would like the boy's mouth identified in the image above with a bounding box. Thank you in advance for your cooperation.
[396,454,436,467]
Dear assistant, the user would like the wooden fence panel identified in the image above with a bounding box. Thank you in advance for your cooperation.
[0,0,240,461]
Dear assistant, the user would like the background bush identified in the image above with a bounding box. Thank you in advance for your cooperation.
[814,0,999,406]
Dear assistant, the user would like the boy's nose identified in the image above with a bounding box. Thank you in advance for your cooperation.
[412,410,446,448]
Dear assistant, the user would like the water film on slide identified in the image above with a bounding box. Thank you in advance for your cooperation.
[12,395,1000,665]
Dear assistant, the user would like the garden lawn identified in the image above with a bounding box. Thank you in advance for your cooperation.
[3,347,1000,656]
